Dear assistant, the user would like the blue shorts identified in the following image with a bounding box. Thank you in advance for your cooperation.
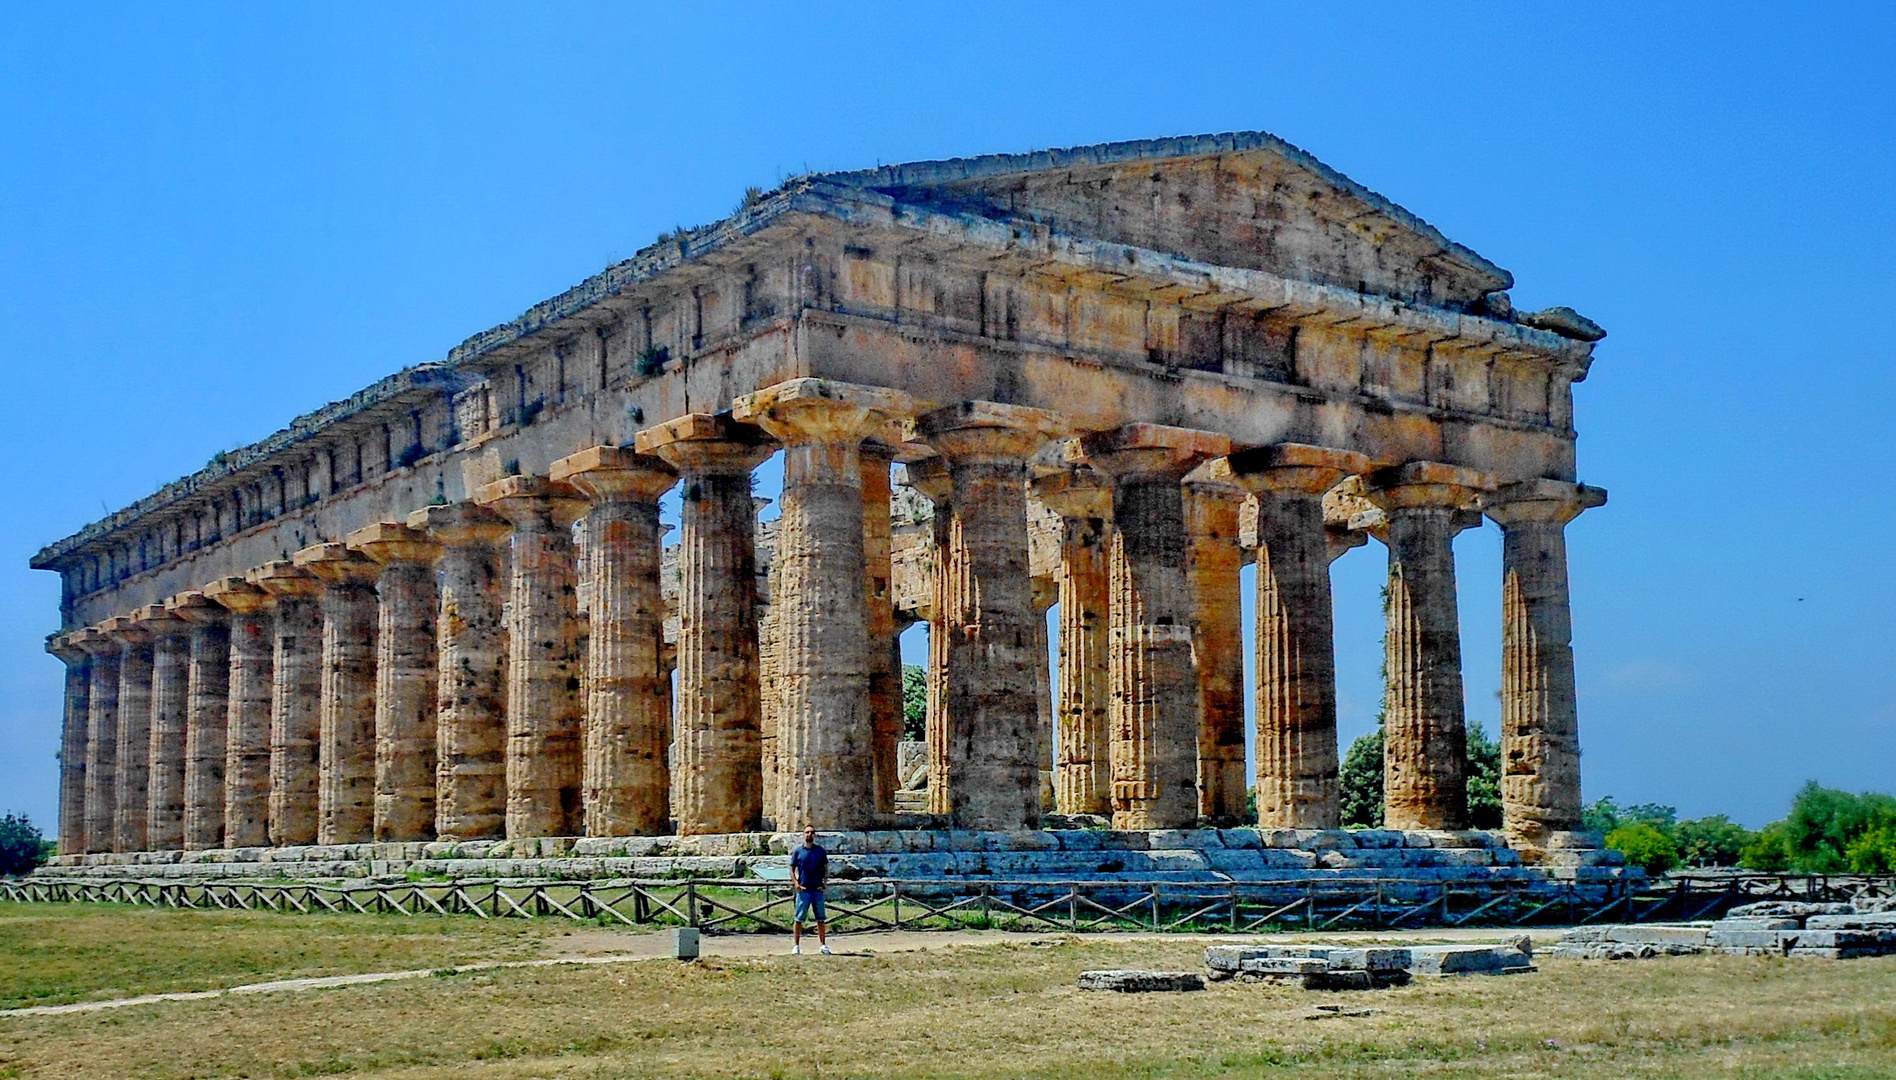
[794,890,827,924]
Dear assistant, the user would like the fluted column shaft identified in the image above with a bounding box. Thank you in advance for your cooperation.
[171,593,231,851]
[903,459,956,816]
[477,476,587,839]
[1486,480,1604,846]
[208,578,275,849]
[641,416,775,835]
[1184,480,1247,823]
[410,503,510,841]
[1044,482,1112,817]
[347,525,443,843]
[110,623,154,852]
[48,638,89,856]
[1367,463,1490,831]
[734,379,912,829]
[294,544,380,845]
[146,623,191,851]
[551,449,678,837]
[859,445,903,816]
[252,562,322,847]
[1076,425,1230,830]
[77,633,119,854]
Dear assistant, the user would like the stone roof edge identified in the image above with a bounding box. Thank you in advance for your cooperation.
[810,130,1515,294]
[31,365,476,570]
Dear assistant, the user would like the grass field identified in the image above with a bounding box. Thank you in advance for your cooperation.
[1,902,1893,1079]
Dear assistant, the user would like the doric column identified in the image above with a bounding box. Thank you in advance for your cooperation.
[250,561,323,847]
[550,448,678,837]
[167,591,229,850]
[349,524,444,843]
[475,475,588,839]
[140,607,190,851]
[1483,479,1606,850]
[292,543,380,845]
[205,577,274,848]
[901,457,955,817]
[1073,424,1231,830]
[102,616,154,853]
[859,443,904,816]
[1364,462,1493,831]
[47,635,89,857]
[1229,444,1371,828]
[639,414,775,835]
[72,628,118,854]
[1032,467,1113,818]
[733,378,913,830]
[408,503,510,841]
[1182,467,1248,824]
[1031,577,1058,813]
[908,402,1060,830]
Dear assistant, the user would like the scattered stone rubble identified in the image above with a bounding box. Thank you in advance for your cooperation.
[1545,898,1896,960]
[1203,937,1535,989]
[1077,970,1206,993]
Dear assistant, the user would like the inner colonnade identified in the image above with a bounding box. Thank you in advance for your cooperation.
[47,377,1602,858]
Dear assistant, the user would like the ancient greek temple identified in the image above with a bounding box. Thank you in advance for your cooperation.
[33,132,1606,865]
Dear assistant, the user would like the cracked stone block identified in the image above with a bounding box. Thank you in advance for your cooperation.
[1077,970,1205,993]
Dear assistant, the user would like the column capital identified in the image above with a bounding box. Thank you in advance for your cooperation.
[474,474,589,529]
[347,522,442,566]
[1227,443,1374,498]
[549,446,679,503]
[292,542,381,584]
[204,575,274,614]
[731,378,915,446]
[898,457,953,505]
[906,401,1065,466]
[1482,479,1607,528]
[46,632,86,665]
[69,626,119,658]
[100,614,151,647]
[635,413,776,475]
[407,501,510,548]
[1362,461,1496,511]
[165,590,228,626]
[129,603,188,639]
[1030,466,1112,520]
[1070,423,1233,482]
[248,559,323,599]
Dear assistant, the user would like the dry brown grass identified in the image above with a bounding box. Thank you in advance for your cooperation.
[1,905,1893,1079]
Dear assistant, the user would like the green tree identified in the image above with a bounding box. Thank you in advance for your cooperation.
[0,813,50,876]
[901,663,927,741]
[1674,814,1752,867]
[1782,782,1896,872]
[1581,796,1677,836]
[1338,726,1384,828]
[1605,822,1678,874]
[1739,820,1794,871]
[1846,826,1896,874]
[1465,723,1502,829]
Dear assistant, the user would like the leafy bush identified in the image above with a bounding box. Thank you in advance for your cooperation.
[1605,822,1678,874]
[0,813,51,876]
[1846,826,1896,874]
[1739,821,1794,871]
[1465,723,1502,829]
[901,664,927,742]
[1674,814,1750,867]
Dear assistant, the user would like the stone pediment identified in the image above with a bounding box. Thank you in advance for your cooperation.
[818,131,1511,309]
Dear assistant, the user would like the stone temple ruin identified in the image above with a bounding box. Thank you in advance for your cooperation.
[31,132,1614,892]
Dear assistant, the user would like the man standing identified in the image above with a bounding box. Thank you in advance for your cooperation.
[790,826,831,955]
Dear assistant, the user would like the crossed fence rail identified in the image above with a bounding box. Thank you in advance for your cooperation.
[5,872,1891,932]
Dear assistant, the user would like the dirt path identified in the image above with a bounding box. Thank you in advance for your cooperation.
[1,925,1557,1018]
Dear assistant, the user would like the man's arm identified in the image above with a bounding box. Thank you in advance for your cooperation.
[789,850,802,891]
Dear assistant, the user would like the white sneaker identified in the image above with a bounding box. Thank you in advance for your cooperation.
[791,944,801,955]
[820,944,832,955]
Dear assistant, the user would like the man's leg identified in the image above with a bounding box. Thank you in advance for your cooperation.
[816,892,829,949]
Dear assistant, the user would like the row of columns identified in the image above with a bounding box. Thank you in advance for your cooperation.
[49,377,1601,855]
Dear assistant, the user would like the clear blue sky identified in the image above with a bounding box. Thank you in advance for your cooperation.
[4,4,1891,830]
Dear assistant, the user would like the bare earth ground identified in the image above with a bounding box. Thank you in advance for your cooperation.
[1,902,1892,1079]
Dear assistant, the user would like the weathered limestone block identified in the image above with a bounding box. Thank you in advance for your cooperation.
[47,635,90,857]
[475,475,588,839]
[1483,479,1606,851]
[249,561,323,847]
[550,448,678,836]
[909,401,1062,831]
[167,591,230,851]
[72,628,120,854]
[292,543,380,845]
[1074,424,1231,830]
[1365,463,1493,831]
[205,576,275,850]
[1182,465,1246,823]
[105,616,154,853]
[640,414,775,835]
[1033,468,1114,817]
[349,523,443,843]
[409,502,510,842]
[1077,970,1205,992]
[139,609,190,852]
[1229,444,1372,829]
[733,378,913,830]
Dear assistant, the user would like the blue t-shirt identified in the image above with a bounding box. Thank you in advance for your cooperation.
[790,844,828,891]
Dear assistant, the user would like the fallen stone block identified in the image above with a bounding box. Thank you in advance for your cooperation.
[1712,917,1802,931]
[1405,945,1534,976]
[1726,901,1850,919]
[1806,911,1896,930]
[1708,929,1794,951]
[1078,970,1205,992]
